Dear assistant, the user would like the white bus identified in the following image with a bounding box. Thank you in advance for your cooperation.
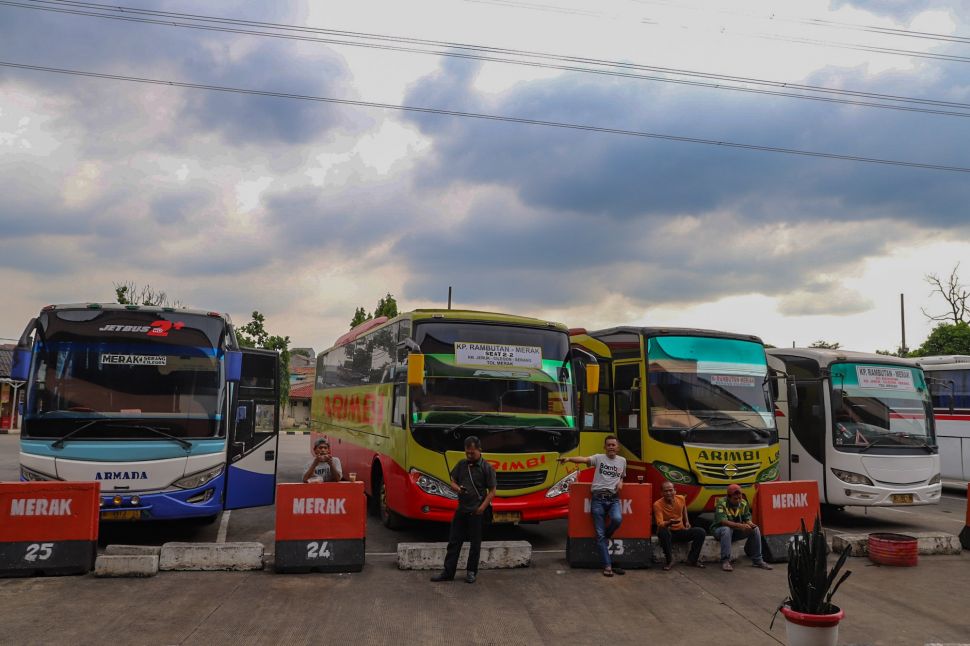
[913,355,970,485]
[767,349,941,508]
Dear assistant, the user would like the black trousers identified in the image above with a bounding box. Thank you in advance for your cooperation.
[657,526,707,564]
[442,510,484,576]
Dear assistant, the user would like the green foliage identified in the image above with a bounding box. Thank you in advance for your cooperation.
[349,293,399,328]
[910,322,970,357]
[784,516,852,615]
[809,340,841,349]
[114,281,181,307]
[236,311,291,408]
[875,347,912,357]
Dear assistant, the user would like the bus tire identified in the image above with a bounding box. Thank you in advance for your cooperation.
[374,469,406,530]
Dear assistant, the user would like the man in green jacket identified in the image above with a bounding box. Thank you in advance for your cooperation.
[711,483,773,572]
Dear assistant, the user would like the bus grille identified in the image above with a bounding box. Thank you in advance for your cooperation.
[694,461,761,480]
[496,471,548,490]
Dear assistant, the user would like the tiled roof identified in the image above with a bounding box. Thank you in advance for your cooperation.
[0,345,12,379]
[289,380,314,400]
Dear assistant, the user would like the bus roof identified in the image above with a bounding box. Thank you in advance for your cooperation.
[911,355,970,368]
[324,309,568,352]
[579,326,764,345]
[38,303,232,322]
[766,347,921,370]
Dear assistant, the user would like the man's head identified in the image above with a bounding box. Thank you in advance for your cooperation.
[604,435,619,458]
[464,436,482,462]
[661,481,676,501]
[313,438,331,458]
[726,483,743,506]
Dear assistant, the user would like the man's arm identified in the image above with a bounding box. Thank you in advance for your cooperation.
[477,465,498,515]
[449,463,464,494]
[330,457,343,482]
[558,455,592,465]
[302,459,320,483]
[681,504,691,529]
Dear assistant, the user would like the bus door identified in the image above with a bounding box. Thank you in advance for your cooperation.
[614,361,644,460]
[225,348,280,509]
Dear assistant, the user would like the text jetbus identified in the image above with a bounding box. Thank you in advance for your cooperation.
[311,309,597,528]
[12,303,281,522]
[767,348,941,507]
[900,355,969,486]
[569,327,780,512]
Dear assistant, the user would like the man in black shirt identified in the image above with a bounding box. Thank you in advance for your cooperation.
[431,436,497,584]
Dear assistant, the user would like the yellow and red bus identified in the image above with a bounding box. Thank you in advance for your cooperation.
[570,327,780,513]
[311,309,597,528]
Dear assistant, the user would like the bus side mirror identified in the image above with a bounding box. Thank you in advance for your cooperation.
[407,354,425,386]
[585,364,600,395]
[225,351,242,383]
[11,348,31,381]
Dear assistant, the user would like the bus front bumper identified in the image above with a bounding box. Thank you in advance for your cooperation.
[96,474,226,521]
[833,482,942,507]
[399,477,569,523]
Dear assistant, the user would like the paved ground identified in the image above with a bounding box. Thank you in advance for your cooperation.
[2,434,969,645]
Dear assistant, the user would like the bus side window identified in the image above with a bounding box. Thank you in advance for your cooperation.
[582,363,612,431]
[781,357,825,463]
[614,363,643,458]
[392,382,408,428]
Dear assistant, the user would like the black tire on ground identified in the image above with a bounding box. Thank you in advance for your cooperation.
[374,469,407,530]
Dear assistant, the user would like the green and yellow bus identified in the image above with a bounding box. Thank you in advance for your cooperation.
[570,327,780,512]
[311,309,597,527]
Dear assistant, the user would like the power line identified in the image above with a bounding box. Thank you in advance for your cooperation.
[3,59,969,174]
[8,0,970,119]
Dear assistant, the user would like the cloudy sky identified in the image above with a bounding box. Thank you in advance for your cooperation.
[2,0,969,354]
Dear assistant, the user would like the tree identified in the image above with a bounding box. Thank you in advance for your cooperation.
[114,281,182,307]
[875,347,911,357]
[348,293,399,328]
[236,311,291,409]
[809,340,841,349]
[922,264,969,325]
[910,322,970,357]
[349,307,368,328]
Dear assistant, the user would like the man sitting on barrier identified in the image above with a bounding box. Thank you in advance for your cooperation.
[559,435,627,577]
[431,436,497,584]
[654,481,707,571]
[711,483,773,572]
[302,438,343,483]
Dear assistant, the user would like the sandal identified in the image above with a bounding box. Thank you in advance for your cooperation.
[688,560,706,569]
[602,568,614,577]
[662,562,673,571]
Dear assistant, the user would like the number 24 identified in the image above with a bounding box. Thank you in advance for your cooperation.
[306,541,332,559]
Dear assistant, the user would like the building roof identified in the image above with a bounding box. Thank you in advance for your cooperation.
[289,380,314,400]
[0,345,12,379]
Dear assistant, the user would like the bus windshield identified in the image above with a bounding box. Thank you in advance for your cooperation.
[831,363,935,450]
[22,309,226,440]
[410,322,575,453]
[646,335,774,444]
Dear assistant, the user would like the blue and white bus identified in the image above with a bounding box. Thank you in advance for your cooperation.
[11,303,280,522]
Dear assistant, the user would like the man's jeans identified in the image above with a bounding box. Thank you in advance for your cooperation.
[713,525,764,563]
[657,526,707,565]
[591,495,623,568]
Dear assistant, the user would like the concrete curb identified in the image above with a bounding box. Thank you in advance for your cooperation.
[159,542,265,571]
[397,540,531,570]
[831,532,961,557]
[94,555,159,577]
[104,545,162,557]
[651,536,749,564]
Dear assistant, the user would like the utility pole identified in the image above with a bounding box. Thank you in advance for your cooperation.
[900,293,908,355]
[447,286,452,310]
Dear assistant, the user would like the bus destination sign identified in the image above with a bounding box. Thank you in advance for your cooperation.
[856,366,915,391]
[454,342,542,368]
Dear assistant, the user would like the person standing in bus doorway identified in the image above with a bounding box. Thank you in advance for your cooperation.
[654,481,707,571]
[302,438,343,483]
[559,435,627,577]
[431,436,497,584]
[711,484,773,571]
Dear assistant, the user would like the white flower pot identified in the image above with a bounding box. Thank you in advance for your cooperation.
[781,604,844,646]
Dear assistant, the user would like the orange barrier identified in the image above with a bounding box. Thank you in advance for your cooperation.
[961,483,969,551]
[566,482,652,569]
[754,480,821,562]
[274,482,366,573]
[0,481,100,577]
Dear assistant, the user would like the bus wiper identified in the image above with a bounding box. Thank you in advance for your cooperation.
[895,433,937,454]
[52,421,192,450]
[444,413,504,435]
[504,426,563,436]
[858,434,908,453]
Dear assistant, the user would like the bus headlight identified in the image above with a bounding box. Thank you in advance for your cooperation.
[411,470,458,500]
[831,468,873,486]
[20,466,59,481]
[756,465,779,482]
[546,470,578,498]
[173,464,225,490]
[655,461,696,485]
[928,473,941,485]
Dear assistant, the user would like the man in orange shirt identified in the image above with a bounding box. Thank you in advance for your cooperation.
[653,481,707,571]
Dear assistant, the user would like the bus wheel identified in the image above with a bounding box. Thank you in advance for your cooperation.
[377,474,406,530]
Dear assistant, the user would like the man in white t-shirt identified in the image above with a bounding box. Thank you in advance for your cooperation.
[302,438,343,483]
[559,435,627,577]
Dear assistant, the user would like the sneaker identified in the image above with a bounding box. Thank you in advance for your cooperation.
[752,561,774,570]
[612,566,626,575]
[430,573,454,582]
[721,560,734,572]
[465,572,477,584]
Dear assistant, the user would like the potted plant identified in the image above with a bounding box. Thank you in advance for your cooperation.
[772,516,852,646]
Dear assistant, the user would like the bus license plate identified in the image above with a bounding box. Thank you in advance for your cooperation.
[101,509,144,521]
[492,511,521,524]
[891,494,913,505]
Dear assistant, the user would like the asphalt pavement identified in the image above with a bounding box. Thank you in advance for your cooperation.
[1,433,969,645]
